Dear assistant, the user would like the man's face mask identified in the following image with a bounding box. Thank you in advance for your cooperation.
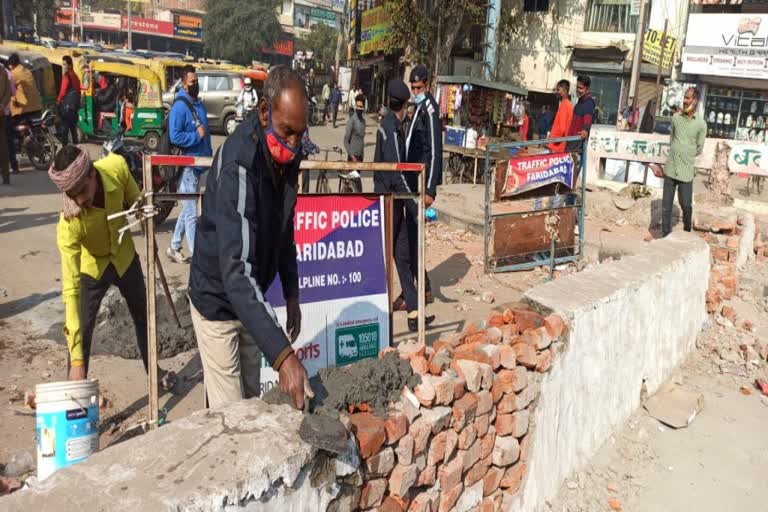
[265,106,300,165]
[187,80,199,99]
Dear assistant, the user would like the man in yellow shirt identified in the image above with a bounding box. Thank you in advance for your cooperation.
[49,145,163,382]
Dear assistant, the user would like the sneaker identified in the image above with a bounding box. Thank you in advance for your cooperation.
[166,247,189,264]
[408,314,436,332]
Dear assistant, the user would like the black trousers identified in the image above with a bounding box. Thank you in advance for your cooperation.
[331,103,339,127]
[662,176,693,237]
[60,112,78,145]
[393,199,432,312]
[69,255,149,376]
[6,114,17,172]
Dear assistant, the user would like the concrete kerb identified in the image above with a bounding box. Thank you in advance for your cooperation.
[510,231,710,511]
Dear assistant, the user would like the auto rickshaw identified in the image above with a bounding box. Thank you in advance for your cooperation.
[78,61,164,150]
[0,46,56,111]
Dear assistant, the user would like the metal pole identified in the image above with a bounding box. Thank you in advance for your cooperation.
[127,0,132,50]
[483,147,491,273]
[654,19,668,107]
[71,1,75,41]
[628,0,648,115]
[417,167,426,346]
[142,153,159,430]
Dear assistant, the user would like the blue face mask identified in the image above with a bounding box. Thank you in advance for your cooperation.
[414,92,426,104]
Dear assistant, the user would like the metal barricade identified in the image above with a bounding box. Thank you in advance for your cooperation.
[483,135,588,276]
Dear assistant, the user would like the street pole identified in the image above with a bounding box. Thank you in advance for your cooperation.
[71,1,76,41]
[654,19,668,107]
[127,0,132,50]
[628,0,648,114]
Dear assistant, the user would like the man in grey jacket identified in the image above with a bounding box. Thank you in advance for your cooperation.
[344,94,366,162]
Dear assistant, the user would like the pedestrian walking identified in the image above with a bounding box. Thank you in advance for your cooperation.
[321,81,331,123]
[398,64,441,311]
[330,84,341,128]
[374,79,435,331]
[166,65,212,264]
[547,79,573,152]
[344,94,366,163]
[652,87,706,237]
[188,65,311,410]
[48,145,174,387]
[57,55,81,145]
[4,65,16,175]
[538,105,552,140]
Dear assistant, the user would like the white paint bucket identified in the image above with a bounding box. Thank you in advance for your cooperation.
[35,380,100,480]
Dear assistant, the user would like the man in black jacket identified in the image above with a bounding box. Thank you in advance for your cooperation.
[374,79,435,332]
[189,66,310,410]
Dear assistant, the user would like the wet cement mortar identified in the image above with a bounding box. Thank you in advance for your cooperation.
[89,285,196,359]
[263,352,420,448]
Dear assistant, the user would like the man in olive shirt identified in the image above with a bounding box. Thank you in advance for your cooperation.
[657,87,706,237]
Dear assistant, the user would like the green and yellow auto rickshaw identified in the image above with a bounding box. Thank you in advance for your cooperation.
[78,61,164,150]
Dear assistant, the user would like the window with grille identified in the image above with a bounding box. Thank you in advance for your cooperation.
[584,0,644,33]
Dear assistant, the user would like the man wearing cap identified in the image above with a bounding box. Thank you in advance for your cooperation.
[394,64,440,312]
[374,79,436,332]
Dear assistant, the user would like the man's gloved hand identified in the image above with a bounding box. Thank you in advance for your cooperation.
[278,352,311,410]
[286,297,301,343]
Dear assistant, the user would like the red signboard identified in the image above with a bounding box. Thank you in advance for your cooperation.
[120,16,174,36]
[262,37,295,57]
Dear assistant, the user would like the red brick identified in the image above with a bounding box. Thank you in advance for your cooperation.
[428,349,452,375]
[398,339,426,361]
[500,325,515,344]
[495,410,529,438]
[452,359,490,392]
[452,392,479,431]
[359,478,387,509]
[512,310,544,332]
[502,308,514,324]
[465,331,491,345]
[409,417,432,455]
[432,340,453,353]
[522,326,552,350]
[726,235,740,249]
[543,314,565,339]
[474,413,490,436]
[483,466,504,497]
[409,492,439,512]
[401,387,422,424]
[438,483,464,512]
[379,496,408,512]
[480,363,494,391]
[410,356,429,376]
[493,367,528,395]
[499,345,517,369]
[460,439,482,471]
[385,412,408,445]
[721,305,737,323]
[492,436,521,466]
[486,327,503,344]
[519,435,529,462]
[390,464,419,497]
[421,406,452,434]
[414,377,436,407]
[430,376,455,406]
[349,413,387,459]
[496,393,520,414]
[396,434,415,465]
[444,430,459,462]
[477,344,501,370]
[438,455,464,491]
[536,349,553,373]
[513,343,537,369]
[453,376,466,401]
[711,246,730,262]
[500,462,527,493]
[366,447,396,476]
[480,430,496,459]
[491,376,505,404]
[458,423,477,450]
[417,463,437,487]
[476,390,494,416]
[427,431,448,466]
[488,313,505,328]
[454,343,494,366]
[464,455,492,486]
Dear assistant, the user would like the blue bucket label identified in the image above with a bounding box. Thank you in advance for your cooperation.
[37,404,99,479]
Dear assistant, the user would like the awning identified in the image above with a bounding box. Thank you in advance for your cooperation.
[437,75,527,96]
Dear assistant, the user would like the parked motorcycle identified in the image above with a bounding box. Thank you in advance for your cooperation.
[13,109,57,171]
[101,131,179,226]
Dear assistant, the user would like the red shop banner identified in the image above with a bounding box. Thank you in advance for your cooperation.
[120,16,174,36]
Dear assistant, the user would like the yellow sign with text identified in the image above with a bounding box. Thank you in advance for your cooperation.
[360,6,392,55]
[642,28,676,69]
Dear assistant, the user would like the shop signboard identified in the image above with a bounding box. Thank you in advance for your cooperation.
[331,0,345,13]
[502,153,575,197]
[587,127,768,178]
[80,12,121,30]
[642,28,676,69]
[258,195,390,394]
[682,13,768,80]
[310,7,338,28]
[174,13,203,41]
[120,15,173,36]
[262,37,295,56]
[360,6,392,55]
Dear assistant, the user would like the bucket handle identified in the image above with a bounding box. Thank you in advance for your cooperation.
[65,392,90,416]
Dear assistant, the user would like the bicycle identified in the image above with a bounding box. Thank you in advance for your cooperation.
[309,146,363,194]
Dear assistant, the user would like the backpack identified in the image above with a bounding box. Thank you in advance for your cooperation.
[158,95,201,156]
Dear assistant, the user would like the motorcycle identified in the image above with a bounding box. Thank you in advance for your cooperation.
[101,131,179,226]
[234,104,258,132]
[308,96,324,127]
[13,109,57,171]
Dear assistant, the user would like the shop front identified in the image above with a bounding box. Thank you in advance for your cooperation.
[682,13,768,144]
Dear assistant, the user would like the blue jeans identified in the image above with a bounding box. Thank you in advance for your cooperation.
[171,167,201,254]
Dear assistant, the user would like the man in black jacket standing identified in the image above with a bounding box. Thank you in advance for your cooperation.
[374,79,435,332]
[189,66,310,410]
[392,64,442,312]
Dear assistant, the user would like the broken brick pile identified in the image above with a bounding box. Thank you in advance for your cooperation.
[344,305,566,512]
[695,212,757,314]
